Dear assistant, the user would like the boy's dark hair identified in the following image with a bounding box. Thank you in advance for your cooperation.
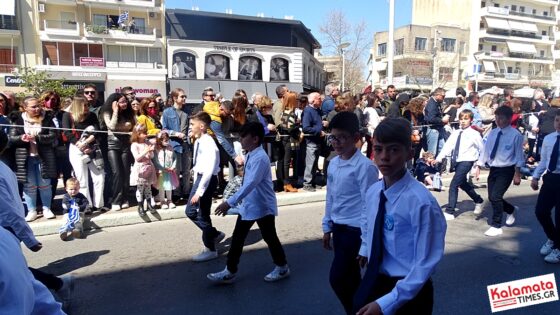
[330,111,359,135]
[459,109,474,120]
[191,111,212,127]
[373,117,412,148]
[455,87,466,97]
[0,128,7,155]
[467,91,478,103]
[240,121,265,145]
[495,105,513,119]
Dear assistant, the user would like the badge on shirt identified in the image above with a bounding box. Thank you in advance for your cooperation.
[384,215,394,231]
[505,144,512,151]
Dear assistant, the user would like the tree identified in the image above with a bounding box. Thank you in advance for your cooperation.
[318,10,370,93]
[17,67,76,98]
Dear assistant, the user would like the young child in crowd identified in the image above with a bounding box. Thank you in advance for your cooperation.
[222,166,244,215]
[185,112,224,262]
[415,152,439,188]
[434,109,484,221]
[531,110,560,263]
[322,112,379,314]
[353,117,446,315]
[59,178,88,240]
[474,105,524,237]
[131,123,157,216]
[208,122,290,284]
[154,131,177,209]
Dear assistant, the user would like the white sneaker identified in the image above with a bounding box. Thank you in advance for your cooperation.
[168,202,176,209]
[484,227,503,237]
[544,248,560,264]
[43,207,56,219]
[473,202,483,215]
[25,210,38,222]
[264,265,290,282]
[540,240,555,256]
[161,203,169,209]
[192,248,218,262]
[111,204,121,211]
[150,199,156,207]
[443,212,455,221]
[207,267,236,284]
[505,206,518,226]
[121,203,130,209]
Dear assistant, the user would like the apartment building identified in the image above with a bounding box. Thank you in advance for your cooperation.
[0,1,26,94]
[23,0,166,99]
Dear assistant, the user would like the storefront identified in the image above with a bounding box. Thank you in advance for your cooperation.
[46,70,106,101]
[105,76,166,99]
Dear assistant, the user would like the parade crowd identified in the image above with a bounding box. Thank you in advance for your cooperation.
[1,80,560,315]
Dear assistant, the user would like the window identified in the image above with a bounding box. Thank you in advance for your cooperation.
[394,38,404,55]
[133,17,146,34]
[532,9,537,15]
[507,66,513,73]
[479,44,484,51]
[491,45,497,52]
[204,54,230,79]
[238,56,262,81]
[171,52,196,78]
[136,47,149,63]
[93,14,106,27]
[544,11,549,17]
[519,6,525,13]
[121,46,134,62]
[377,43,387,56]
[42,42,104,66]
[415,37,427,51]
[481,1,486,8]
[106,45,120,62]
[149,48,161,64]
[73,43,88,66]
[511,5,517,11]
[439,67,454,81]
[494,3,499,7]
[0,14,17,30]
[440,38,456,52]
[270,57,289,81]
[0,48,16,72]
[540,50,545,57]
[542,30,547,36]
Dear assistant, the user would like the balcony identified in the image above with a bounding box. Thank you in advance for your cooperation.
[0,16,19,35]
[481,6,557,25]
[82,0,157,9]
[42,20,80,37]
[84,24,157,41]
[480,29,555,44]
[0,63,17,73]
[106,61,163,69]
[476,51,554,64]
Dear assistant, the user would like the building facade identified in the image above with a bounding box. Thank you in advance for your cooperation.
[166,9,324,103]
[0,1,27,94]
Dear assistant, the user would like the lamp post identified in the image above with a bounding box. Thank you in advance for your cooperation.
[338,42,350,91]
[473,51,484,92]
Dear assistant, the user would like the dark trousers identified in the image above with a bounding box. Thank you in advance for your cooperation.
[29,267,63,291]
[535,173,560,248]
[185,174,219,251]
[536,133,549,161]
[180,142,192,197]
[488,166,515,228]
[330,224,362,315]
[358,274,433,315]
[51,146,73,203]
[527,138,536,159]
[227,214,287,273]
[108,148,131,206]
[446,161,483,213]
[277,139,295,186]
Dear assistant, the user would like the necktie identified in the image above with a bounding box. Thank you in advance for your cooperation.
[489,130,502,160]
[241,153,249,185]
[548,135,560,173]
[353,191,387,312]
[192,141,200,167]
[451,131,463,170]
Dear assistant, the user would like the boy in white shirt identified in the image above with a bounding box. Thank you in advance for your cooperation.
[434,109,484,221]
[208,122,290,284]
[322,112,379,314]
[185,112,225,262]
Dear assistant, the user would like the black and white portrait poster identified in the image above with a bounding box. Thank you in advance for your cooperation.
[171,52,196,79]
[204,54,230,79]
[238,56,262,80]
[270,58,289,81]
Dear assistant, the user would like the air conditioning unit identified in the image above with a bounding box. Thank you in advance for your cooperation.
[149,12,156,18]
[38,3,45,13]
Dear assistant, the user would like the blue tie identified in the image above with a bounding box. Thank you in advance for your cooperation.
[490,130,502,160]
[548,135,560,173]
[451,131,463,171]
[353,191,387,312]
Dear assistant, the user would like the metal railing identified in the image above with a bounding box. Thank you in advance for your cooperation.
[44,20,78,30]
[0,19,17,30]
[0,64,16,73]
[509,10,556,21]
[86,24,154,35]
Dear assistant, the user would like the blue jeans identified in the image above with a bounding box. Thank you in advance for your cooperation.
[446,161,483,213]
[426,128,444,156]
[185,174,219,250]
[24,156,52,211]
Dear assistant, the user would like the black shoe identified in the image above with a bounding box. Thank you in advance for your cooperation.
[147,200,157,214]
[84,206,93,215]
[137,203,146,216]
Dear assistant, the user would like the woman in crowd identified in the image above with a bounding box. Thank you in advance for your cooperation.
[0,92,14,167]
[99,93,135,211]
[9,97,57,221]
[277,91,300,192]
[232,93,249,131]
[404,96,426,166]
[62,96,105,212]
[478,94,496,137]
[136,97,161,136]
[255,97,282,190]
[510,98,523,129]
[131,98,141,117]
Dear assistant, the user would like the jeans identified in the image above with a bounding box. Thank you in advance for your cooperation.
[330,224,362,315]
[24,156,52,211]
[426,128,444,156]
[535,173,560,248]
[185,174,219,251]
[446,161,483,213]
[108,148,131,206]
[488,166,515,228]
[227,214,287,273]
[303,141,320,187]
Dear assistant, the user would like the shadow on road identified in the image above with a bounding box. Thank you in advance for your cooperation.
[36,250,111,276]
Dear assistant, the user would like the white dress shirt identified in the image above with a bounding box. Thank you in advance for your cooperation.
[363,107,381,136]
[532,131,560,180]
[435,126,483,163]
[0,161,40,249]
[323,149,379,233]
[0,228,66,315]
[359,171,447,315]
[192,133,220,196]
[227,146,278,221]
[477,126,524,168]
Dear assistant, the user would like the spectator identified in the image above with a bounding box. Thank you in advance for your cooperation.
[457,92,483,133]
[424,88,448,156]
[534,88,550,112]
[478,94,496,137]
[386,84,397,102]
[130,124,157,216]
[510,98,523,129]
[363,93,381,160]
[0,92,14,168]
[131,98,141,116]
[404,96,426,166]
[272,85,287,126]
[321,83,340,117]
[302,92,325,192]
[277,91,300,192]
[387,93,410,118]
[136,97,161,136]
[536,98,560,161]
[83,84,102,117]
[154,131,177,209]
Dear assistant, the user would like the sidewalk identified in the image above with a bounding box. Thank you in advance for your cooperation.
[28,170,490,236]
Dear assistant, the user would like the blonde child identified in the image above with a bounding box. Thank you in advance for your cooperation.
[59,178,88,240]
[131,124,157,216]
[155,131,178,209]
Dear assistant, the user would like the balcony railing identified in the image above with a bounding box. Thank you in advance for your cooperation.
[478,51,553,61]
[85,24,154,35]
[483,6,557,22]
[0,63,16,73]
[0,20,17,30]
[44,20,78,30]
[485,29,547,40]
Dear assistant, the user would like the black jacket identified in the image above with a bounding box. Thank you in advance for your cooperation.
[538,107,559,135]
[9,112,57,183]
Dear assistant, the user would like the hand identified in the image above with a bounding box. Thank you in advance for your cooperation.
[357,301,382,315]
[322,233,332,250]
[267,124,276,132]
[215,202,231,216]
[530,179,539,191]
[513,173,521,186]
[112,101,119,112]
[532,127,539,133]
[190,193,200,205]
[320,130,326,137]
[21,134,30,142]
[76,141,85,150]
[234,155,244,166]
[322,120,329,128]
[29,243,43,252]
[175,132,185,139]
[474,166,480,181]
[442,115,450,124]
[357,255,368,268]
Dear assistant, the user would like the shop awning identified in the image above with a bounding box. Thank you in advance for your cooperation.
[506,41,537,54]
[484,17,511,31]
[482,60,496,72]
[522,22,539,33]
[507,20,526,32]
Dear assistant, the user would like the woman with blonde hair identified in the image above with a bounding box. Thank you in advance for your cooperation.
[478,94,495,136]
[277,91,300,192]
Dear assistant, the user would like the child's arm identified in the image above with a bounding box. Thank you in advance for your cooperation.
[513,133,525,185]
[322,163,335,250]
[193,142,219,199]
[62,194,71,211]
[435,130,456,162]
[77,194,89,212]
[0,179,40,250]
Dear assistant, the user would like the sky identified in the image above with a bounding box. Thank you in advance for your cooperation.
[166,0,412,50]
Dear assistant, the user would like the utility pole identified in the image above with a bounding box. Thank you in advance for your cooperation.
[387,0,394,85]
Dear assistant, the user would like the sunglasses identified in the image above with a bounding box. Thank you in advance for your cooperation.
[84,91,96,95]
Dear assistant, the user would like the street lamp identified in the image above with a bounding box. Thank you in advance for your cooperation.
[338,42,351,91]
[473,51,484,92]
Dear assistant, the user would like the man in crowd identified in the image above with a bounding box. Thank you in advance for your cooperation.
[83,84,102,116]
[121,86,135,102]
[386,84,397,102]
[372,88,389,116]
[302,92,325,192]
[458,92,484,133]
[321,83,339,117]
[424,87,448,156]
[193,87,215,115]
